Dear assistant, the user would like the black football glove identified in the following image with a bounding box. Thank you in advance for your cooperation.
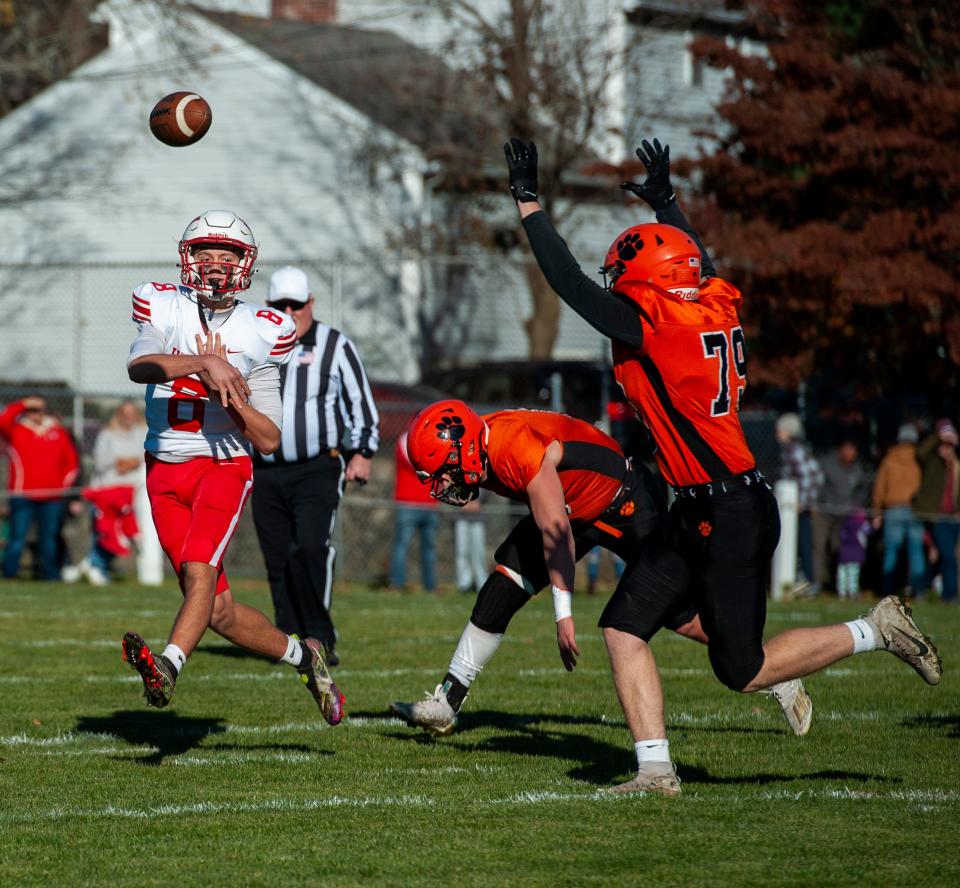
[621,138,676,210]
[503,137,539,203]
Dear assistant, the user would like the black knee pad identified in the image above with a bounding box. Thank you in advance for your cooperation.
[470,570,532,634]
[708,643,765,692]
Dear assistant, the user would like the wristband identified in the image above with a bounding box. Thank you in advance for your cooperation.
[552,585,573,622]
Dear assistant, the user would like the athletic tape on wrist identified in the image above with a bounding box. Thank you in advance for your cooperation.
[552,585,572,622]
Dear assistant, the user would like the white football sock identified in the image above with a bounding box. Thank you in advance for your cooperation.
[162,644,186,676]
[280,635,305,667]
[447,621,503,687]
[635,739,671,766]
[845,619,878,654]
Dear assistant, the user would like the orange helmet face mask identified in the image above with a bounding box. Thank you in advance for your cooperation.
[406,400,487,506]
[601,223,701,299]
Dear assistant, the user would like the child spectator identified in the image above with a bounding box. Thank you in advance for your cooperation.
[837,509,871,600]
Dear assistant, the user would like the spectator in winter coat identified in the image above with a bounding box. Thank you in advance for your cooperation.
[814,440,872,594]
[0,397,81,580]
[915,419,960,602]
[872,424,924,596]
[776,413,824,593]
[389,432,439,593]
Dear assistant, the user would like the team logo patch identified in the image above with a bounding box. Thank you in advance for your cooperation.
[616,232,643,260]
[619,500,635,517]
[698,520,713,538]
[435,414,465,442]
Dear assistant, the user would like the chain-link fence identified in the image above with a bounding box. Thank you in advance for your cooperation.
[0,256,611,395]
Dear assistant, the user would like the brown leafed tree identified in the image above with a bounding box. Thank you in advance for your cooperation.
[0,0,200,206]
[683,0,960,414]
[0,1,108,118]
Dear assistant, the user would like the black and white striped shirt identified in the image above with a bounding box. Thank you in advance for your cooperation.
[256,321,379,465]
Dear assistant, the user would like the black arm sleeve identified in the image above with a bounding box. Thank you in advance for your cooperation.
[656,202,717,280]
[521,211,645,348]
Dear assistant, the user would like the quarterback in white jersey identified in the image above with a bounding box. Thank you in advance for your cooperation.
[120,210,344,727]
[129,279,296,460]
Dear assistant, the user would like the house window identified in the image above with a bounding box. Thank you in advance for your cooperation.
[683,31,705,88]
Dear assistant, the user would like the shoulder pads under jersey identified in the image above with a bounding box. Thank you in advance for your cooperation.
[614,281,663,328]
[698,275,743,310]
[133,281,183,324]
[244,304,298,363]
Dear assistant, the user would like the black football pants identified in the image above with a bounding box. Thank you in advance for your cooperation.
[252,455,345,648]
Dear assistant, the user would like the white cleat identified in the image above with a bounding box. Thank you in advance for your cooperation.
[866,596,942,685]
[762,678,813,736]
[605,762,681,797]
[86,563,109,587]
[390,684,458,736]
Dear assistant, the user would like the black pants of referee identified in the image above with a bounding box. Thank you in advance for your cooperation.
[252,454,345,650]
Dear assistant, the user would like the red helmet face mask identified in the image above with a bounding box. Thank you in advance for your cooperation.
[601,223,701,299]
[178,210,258,300]
[406,400,487,506]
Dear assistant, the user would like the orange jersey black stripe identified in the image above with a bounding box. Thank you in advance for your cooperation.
[481,409,626,522]
[613,276,756,487]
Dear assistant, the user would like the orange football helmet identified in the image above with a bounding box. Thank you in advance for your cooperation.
[601,223,701,299]
[406,400,487,506]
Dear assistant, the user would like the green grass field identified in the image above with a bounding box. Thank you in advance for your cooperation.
[1,579,958,886]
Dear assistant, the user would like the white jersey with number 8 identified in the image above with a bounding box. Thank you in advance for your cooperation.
[129,281,296,460]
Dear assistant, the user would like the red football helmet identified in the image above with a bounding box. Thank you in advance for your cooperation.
[406,400,487,506]
[601,223,701,299]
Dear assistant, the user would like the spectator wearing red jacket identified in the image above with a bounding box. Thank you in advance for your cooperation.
[0,397,80,580]
[389,431,439,592]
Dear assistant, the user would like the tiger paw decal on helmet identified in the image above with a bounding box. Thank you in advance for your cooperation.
[617,232,643,261]
[436,414,466,442]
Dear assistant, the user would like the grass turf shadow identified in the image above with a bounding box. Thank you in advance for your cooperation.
[676,765,903,787]
[365,708,902,788]
[74,711,329,766]
[75,710,227,765]
[901,713,960,739]
[361,707,631,784]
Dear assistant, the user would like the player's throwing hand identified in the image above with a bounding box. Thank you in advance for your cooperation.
[194,331,251,408]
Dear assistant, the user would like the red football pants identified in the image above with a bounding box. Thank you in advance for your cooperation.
[146,454,253,596]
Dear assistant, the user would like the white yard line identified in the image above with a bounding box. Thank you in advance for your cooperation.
[3,705,933,752]
[0,667,441,685]
[0,717,411,749]
[0,786,956,825]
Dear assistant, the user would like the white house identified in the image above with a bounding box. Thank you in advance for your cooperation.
[0,0,750,395]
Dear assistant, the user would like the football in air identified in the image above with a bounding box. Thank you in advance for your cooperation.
[149,92,212,146]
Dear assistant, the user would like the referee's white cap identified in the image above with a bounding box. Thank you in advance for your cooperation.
[268,266,310,304]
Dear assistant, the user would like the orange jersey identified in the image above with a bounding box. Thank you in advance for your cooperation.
[612,276,756,487]
[481,409,626,522]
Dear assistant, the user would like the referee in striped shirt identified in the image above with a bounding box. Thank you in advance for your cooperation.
[252,266,379,666]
